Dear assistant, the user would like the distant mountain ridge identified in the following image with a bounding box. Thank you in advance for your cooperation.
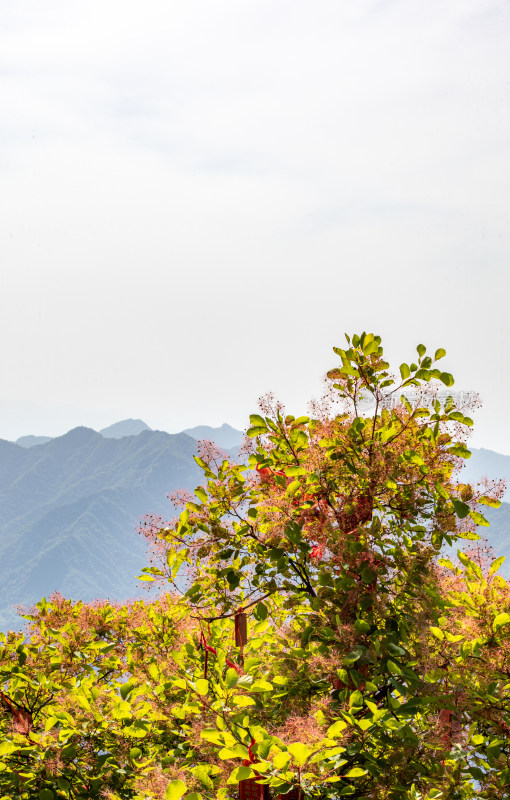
[181,423,243,450]
[13,419,245,449]
[16,435,53,448]
[0,423,508,632]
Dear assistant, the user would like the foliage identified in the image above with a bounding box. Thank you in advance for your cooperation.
[0,333,508,800]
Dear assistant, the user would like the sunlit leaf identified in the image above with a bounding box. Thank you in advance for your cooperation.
[493,613,510,632]
[165,780,188,800]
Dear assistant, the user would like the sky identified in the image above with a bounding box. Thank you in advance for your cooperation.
[1,0,509,452]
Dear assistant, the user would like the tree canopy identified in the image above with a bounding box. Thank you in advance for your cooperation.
[1,333,508,800]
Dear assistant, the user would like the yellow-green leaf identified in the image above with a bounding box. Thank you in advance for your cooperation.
[493,613,510,632]
[250,680,273,692]
[345,768,367,778]
[165,780,187,800]
[227,766,255,784]
[232,695,256,706]
[478,496,501,508]
[273,751,291,769]
[195,487,208,503]
[327,720,347,737]
[288,742,310,766]
[195,679,209,696]
[218,748,236,760]
[470,510,489,527]
[489,556,506,577]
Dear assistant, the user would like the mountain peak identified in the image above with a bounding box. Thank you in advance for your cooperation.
[100,419,152,439]
[58,426,101,443]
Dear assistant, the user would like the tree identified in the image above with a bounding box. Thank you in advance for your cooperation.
[0,333,507,800]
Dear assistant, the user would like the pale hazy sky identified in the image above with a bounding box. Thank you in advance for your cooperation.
[1,0,509,452]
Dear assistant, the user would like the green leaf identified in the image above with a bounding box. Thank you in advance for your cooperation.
[340,365,360,378]
[249,414,267,427]
[195,487,208,503]
[165,780,188,800]
[225,668,239,689]
[434,348,446,361]
[192,765,216,789]
[247,426,268,438]
[415,369,431,381]
[39,791,54,800]
[195,679,209,696]
[452,499,470,519]
[448,444,471,459]
[365,342,379,357]
[430,627,444,641]
[226,571,240,589]
[284,465,307,476]
[286,480,301,497]
[254,602,268,621]
[493,613,510,632]
[439,372,454,387]
[361,567,376,584]
[345,768,367,778]
[349,690,363,709]
[0,741,17,756]
[218,744,249,760]
[120,680,135,699]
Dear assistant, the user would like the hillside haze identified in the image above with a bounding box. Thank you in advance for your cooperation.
[460,448,510,500]
[182,422,243,450]
[0,427,203,630]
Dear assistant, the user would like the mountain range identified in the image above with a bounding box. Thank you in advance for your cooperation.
[0,420,508,631]
[0,421,243,631]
